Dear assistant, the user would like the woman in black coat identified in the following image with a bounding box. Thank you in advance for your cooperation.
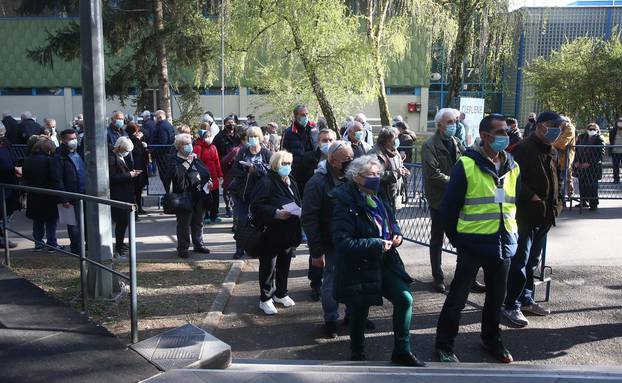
[250,150,302,316]
[165,133,212,258]
[109,136,141,257]
[126,123,149,214]
[574,123,605,210]
[23,138,60,252]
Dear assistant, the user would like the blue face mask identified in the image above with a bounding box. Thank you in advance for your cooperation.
[115,119,124,129]
[354,131,364,142]
[543,127,561,142]
[394,138,400,148]
[278,165,292,177]
[298,116,308,128]
[490,135,509,152]
[444,124,456,137]
[182,144,193,155]
[362,176,381,193]
[320,143,330,155]
[248,137,260,147]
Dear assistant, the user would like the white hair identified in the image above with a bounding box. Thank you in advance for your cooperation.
[155,110,166,119]
[354,113,367,124]
[345,155,384,181]
[114,136,134,152]
[21,111,33,120]
[0,122,5,138]
[2,112,10,118]
[142,110,151,119]
[202,113,214,124]
[392,115,404,124]
[174,133,192,149]
[434,108,456,127]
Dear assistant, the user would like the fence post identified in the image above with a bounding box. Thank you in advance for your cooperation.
[78,200,88,312]
[1,187,10,267]
[128,207,138,344]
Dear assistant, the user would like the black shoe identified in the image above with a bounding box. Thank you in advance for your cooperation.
[324,321,338,339]
[343,316,376,331]
[310,286,321,302]
[433,280,446,293]
[193,246,211,254]
[350,351,366,361]
[233,249,244,259]
[436,348,460,363]
[178,251,189,259]
[115,245,128,258]
[391,352,427,367]
[137,208,147,215]
[471,280,486,293]
[589,205,598,211]
[482,342,513,364]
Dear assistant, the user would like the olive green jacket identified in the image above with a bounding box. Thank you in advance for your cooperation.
[422,130,465,209]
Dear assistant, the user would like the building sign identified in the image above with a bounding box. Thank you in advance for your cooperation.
[459,97,485,146]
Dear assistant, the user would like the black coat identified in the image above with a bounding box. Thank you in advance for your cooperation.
[23,153,60,221]
[332,182,412,307]
[52,145,85,204]
[574,133,605,180]
[164,155,211,202]
[251,170,302,253]
[141,119,157,145]
[128,134,149,189]
[0,141,20,214]
[108,153,135,203]
[17,119,43,144]
[2,116,19,144]
[297,148,322,195]
[513,134,563,227]
[213,130,240,160]
[228,146,272,201]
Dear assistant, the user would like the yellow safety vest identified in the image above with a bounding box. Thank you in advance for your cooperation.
[456,156,519,235]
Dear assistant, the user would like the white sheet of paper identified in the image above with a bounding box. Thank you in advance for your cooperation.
[282,202,301,217]
[57,204,77,226]
[203,182,210,194]
[494,188,505,204]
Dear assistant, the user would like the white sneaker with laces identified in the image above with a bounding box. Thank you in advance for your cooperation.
[502,308,529,327]
[259,299,278,315]
[273,295,295,308]
[522,303,550,316]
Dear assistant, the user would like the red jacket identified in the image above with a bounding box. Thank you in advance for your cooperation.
[193,140,223,190]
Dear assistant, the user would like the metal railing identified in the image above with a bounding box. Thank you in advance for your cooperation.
[0,183,139,343]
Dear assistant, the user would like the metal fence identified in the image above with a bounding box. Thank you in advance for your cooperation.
[564,144,622,209]
[0,183,140,343]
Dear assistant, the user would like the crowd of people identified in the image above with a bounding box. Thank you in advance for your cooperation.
[0,104,620,367]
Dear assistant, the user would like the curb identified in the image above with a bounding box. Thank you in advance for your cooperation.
[201,260,245,333]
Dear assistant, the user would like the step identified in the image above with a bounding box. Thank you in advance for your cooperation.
[143,359,622,383]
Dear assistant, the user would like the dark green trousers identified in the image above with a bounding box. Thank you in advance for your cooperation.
[348,269,413,354]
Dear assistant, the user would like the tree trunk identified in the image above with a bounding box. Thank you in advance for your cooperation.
[154,0,172,121]
[446,0,474,108]
[373,46,391,127]
[368,0,392,127]
[289,22,338,133]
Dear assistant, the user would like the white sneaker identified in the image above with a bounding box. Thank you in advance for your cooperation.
[259,299,278,315]
[273,295,295,308]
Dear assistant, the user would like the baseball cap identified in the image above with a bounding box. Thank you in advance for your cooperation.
[536,111,564,126]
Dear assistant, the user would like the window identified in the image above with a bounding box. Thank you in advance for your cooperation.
[35,88,64,96]
[0,88,33,96]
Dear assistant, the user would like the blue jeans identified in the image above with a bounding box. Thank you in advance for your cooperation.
[504,224,551,310]
[33,218,59,247]
[233,196,249,252]
[321,254,349,322]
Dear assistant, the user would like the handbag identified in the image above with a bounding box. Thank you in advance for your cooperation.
[233,217,264,257]
[162,192,193,214]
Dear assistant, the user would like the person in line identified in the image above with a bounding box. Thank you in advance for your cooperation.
[140,110,156,145]
[17,111,43,144]
[23,138,60,252]
[107,111,127,148]
[522,112,536,137]
[505,117,523,152]
[202,112,220,137]
[125,123,149,215]
[422,108,466,293]
[299,128,336,301]
[245,114,258,128]
[302,141,356,337]
[153,110,175,145]
[221,129,248,233]
[214,115,241,218]
[264,122,280,152]
[108,137,141,258]
[435,114,519,364]
[609,118,622,184]
[370,127,410,213]
[53,129,86,256]
[574,123,605,210]
[454,110,467,146]
[553,117,576,198]
[395,121,416,163]
[165,133,212,258]
[2,113,19,144]
[43,118,59,147]
[251,150,302,315]
[0,123,19,249]
[193,129,224,224]
[344,120,371,158]
[353,113,374,147]
[229,126,272,259]
[502,111,564,328]
[281,104,316,190]
[332,155,425,367]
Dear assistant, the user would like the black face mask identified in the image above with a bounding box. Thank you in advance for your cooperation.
[340,159,353,174]
[529,118,535,123]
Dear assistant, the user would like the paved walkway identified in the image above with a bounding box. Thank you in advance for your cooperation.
[0,265,159,383]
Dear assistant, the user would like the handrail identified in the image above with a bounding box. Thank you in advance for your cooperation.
[0,182,139,343]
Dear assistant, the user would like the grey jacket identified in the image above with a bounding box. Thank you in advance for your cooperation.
[370,144,403,213]
[422,130,465,209]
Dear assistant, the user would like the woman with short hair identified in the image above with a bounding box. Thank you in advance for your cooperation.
[251,150,302,315]
[165,133,212,258]
[332,155,425,367]
[193,129,224,224]
[370,127,410,212]
[125,122,149,215]
[574,123,605,210]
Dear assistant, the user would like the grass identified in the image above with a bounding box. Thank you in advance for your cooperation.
[10,254,230,343]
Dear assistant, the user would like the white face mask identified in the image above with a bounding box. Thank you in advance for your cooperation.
[588,130,597,137]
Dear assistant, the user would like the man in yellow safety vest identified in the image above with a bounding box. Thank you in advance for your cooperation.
[434,114,520,364]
